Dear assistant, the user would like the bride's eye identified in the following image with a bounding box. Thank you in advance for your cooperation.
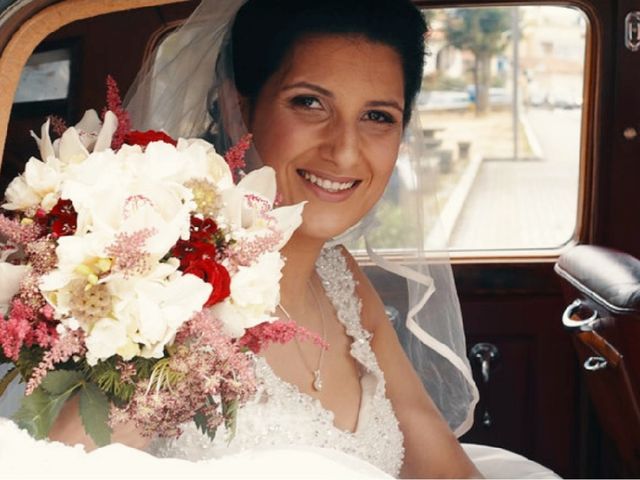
[363,110,396,124]
[291,95,322,110]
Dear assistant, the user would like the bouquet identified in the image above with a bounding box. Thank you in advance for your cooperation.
[0,78,311,446]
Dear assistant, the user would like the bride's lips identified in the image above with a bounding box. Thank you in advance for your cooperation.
[297,169,361,202]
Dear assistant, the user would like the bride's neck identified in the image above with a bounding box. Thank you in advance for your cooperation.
[279,231,325,309]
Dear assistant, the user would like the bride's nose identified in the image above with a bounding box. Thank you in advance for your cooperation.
[320,118,360,169]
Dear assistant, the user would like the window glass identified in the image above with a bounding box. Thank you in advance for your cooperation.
[352,5,586,254]
[422,5,585,251]
[14,48,71,103]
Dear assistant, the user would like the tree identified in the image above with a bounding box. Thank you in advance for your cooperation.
[445,8,511,115]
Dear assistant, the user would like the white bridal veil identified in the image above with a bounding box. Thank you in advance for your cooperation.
[124,0,479,436]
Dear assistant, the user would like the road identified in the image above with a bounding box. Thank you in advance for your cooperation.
[448,107,582,251]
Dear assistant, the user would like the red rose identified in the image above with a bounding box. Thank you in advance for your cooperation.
[123,130,177,148]
[184,258,231,307]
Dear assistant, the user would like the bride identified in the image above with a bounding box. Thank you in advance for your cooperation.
[0,0,558,478]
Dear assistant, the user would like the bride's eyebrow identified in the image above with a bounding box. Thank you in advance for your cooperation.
[281,81,333,97]
[366,100,404,114]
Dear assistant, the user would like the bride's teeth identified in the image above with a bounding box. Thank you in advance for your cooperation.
[302,171,355,192]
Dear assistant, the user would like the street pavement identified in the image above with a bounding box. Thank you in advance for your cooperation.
[432,107,582,251]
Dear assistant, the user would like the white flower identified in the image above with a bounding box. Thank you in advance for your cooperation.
[108,267,212,360]
[85,318,131,366]
[0,263,28,316]
[58,149,194,256]
[212,251,284,337]
[176,138,234,190]
[4,110,119,213]
[220,166,305,249]
[2,157,63,212]
[138,139,234,191]
[30,109,118,165]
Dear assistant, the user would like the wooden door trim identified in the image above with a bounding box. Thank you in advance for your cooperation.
[0,0,188,168]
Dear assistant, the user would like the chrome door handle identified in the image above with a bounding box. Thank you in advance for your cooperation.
[470,342,499,383]
[469,343,500,428]
[562,299,599,331]
[626,11,640,52]
[584,356,608,371]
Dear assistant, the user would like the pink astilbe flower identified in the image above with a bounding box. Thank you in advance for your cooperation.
[25,329,85,395]
[238,319,329,354]
[31,321,57,350]
[0,299,34,361]
[224,133,252,180]
[18,271,48,311]
[0,294,59,362]
[105,228,155,277]
[0,215,43,245]
[112,310,257,438]
[230,227,283,268]
[103,75,131,150]
[24,237,57,274]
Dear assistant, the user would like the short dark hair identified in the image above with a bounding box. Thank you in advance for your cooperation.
[231,0,427,126]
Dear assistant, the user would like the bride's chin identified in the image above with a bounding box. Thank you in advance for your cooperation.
[294,215,362,245]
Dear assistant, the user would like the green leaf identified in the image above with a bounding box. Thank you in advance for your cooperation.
[13,385,78,439]
[41,370,84,396]
[193,410,217,441]
[223,399,239,441]
[0,367,19,397]
[79,382,112,447]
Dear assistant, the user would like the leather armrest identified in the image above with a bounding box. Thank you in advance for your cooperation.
[554,245,640,315]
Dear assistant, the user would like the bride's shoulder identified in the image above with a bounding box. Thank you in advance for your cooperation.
[330,245,389,335]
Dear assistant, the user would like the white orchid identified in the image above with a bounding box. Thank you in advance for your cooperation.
[220,166,305,250]
[212,251,283,338]
[2,156,63,212]
[174,138,234,189]
[31,109,118,165]
[3,111,119,214]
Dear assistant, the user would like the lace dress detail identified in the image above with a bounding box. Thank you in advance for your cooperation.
[149,247,405,477]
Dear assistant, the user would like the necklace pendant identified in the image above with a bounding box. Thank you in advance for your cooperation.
[312,370,323,391]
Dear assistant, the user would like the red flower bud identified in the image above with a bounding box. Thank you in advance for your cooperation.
[172,240,217,270]
[189,216,218,242]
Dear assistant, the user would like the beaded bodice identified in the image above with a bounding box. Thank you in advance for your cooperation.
[149,247,405,477]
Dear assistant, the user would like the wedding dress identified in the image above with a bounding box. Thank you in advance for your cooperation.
[0,246,558,478]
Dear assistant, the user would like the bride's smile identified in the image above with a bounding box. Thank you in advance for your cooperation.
[246,34,405,241]
[297,169,360,198]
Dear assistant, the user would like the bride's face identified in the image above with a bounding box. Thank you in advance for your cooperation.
[247,34,405,241]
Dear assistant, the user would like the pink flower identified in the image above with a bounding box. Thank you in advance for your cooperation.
[103,75,131,150]
[111,311,256,439]
[224,133,252,180]
[238,320,328,354]
[25,329,85,395]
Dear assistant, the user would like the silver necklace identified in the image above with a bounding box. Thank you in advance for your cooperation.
[277,280,326,391]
